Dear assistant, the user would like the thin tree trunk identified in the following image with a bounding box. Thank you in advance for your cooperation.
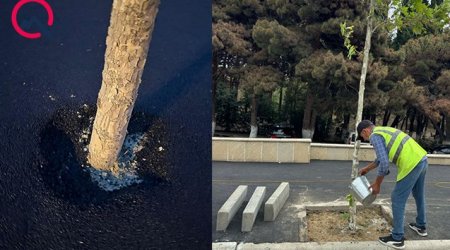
[418,114,428,139]
[409,109,416,137]
[445,115,450,144]
[400,116,406,130]
[212,52,218,136]
[416,114,424,139]
[371,114,376,124]
[302,92,316,138]
[342,114,350,141]
[350,0,374,231]
[431,118,444,143]
[250,93,258,138]
[391,115,401,127]
[278,86,283,116]
[439,116,446,142]
[383,109,390,126]
[88,0,160,171]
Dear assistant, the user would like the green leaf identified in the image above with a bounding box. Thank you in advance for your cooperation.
[346,193,355,207]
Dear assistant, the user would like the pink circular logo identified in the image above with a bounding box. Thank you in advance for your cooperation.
[11,0,54,39]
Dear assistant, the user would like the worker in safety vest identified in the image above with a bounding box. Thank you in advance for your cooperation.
[357,120,428,250]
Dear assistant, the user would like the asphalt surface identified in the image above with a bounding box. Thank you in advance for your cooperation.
[212,160,450,243]
[0,1,211,249]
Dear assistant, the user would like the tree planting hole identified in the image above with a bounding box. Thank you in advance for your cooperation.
[38,105,169,203]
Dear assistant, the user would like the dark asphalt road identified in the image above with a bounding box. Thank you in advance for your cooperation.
[212,161,450,243]
[0,1,211,249]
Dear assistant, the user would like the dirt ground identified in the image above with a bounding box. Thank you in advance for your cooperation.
[307,208,391,242]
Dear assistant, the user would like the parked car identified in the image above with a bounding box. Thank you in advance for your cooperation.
[430,145,450,154]
[269,125,295,138]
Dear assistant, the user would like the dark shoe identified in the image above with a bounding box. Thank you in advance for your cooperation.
[408,223,428,237]
[378,235,405,249]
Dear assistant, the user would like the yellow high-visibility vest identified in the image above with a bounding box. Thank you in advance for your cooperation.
[371,126,427,181]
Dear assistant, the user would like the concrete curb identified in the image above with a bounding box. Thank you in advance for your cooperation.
[264,182,289,221]
[216,185,248,231]
[213,240,450,250]
[242,186,266,232]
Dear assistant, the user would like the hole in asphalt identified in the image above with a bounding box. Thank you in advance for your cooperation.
[37,105,170,204]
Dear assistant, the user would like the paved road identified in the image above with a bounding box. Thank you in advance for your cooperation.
[212,160,450,243]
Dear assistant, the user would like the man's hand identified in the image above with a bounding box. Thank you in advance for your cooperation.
[370,182,381,195]
[359,166,370,176]
[369,175,384,195]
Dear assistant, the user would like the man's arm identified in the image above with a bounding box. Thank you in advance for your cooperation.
[368,134,390,194]
[370,175,384,195]
[359,161,377,175]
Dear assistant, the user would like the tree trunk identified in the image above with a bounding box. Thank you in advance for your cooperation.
[382,109,390,126]
[400,115,406,131]
[439,116,446,142]
[350,0,374,231]
[302,92,316,138]
[342,114,350,141]
[371,114,376,124]
[391,115,401,127]
[250,93,258,138]
[430,118,444,142]
[212,52,218,136]
[416,114,425,139]
[409,109,416,137]
[88,0,160,171]
[445,115,450,144]
[278,86,283,116]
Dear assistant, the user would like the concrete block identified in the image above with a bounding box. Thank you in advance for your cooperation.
[278,143,294,163]
[216,185,248,231]
[242,186,266,232]
[310,147,326,160]
[262,143,277,162]
[427,154,450,165]
[213,140,228,161]
[229,142,245,161]
[298,206,308,242]
[264,182,289,221]
[358,148,376,161]
[212,242,237,250]
[293,142,310,163]
[245,142,262,162]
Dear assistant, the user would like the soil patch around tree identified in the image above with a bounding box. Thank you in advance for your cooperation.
[307,208,391,242]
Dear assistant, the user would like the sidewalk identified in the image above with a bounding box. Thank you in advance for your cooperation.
[213,241,450,250]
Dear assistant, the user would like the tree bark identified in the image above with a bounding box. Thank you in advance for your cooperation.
[416,115,427,139]
[409,108,416,137]
[250,93,258,138]
[383,109,390,126]
[88,0,160,170]
[302,92,316,138]
[278,86,283,116]
[212,51,218,136]
[342,114,350,141]
[430,118,443,142]
[350,0,374,231]
[445,115,450,144]
[391,115,401,127]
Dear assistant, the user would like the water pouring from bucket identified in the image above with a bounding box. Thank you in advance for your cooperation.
[349,175,377,206]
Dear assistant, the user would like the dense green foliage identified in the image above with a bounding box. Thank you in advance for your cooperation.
[213,0,450,145]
